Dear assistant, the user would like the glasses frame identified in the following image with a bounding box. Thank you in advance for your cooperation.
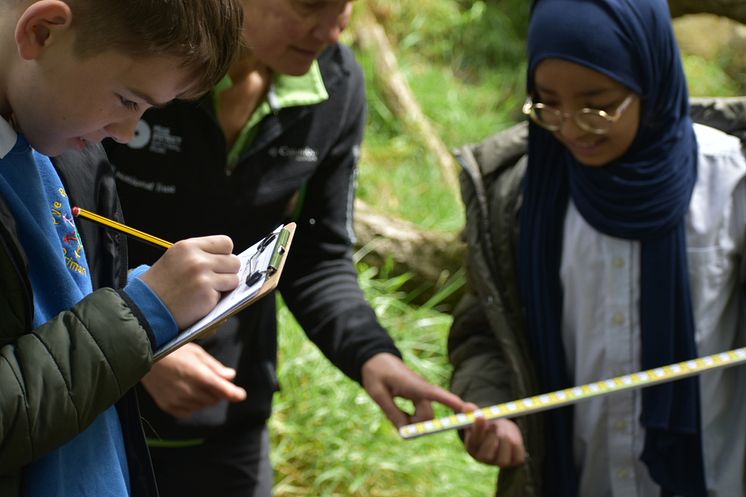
[522,93,635,135]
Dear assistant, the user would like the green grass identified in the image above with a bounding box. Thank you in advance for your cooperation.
[271,266,498,497]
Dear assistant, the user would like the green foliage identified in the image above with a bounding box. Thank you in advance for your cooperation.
[682,53,742,97]
[271,267,498,497]
[355,0,531,229]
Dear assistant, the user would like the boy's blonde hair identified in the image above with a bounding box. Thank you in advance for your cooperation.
[66,0,244,99]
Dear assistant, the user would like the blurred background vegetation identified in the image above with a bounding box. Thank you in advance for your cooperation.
[270,2,745,496]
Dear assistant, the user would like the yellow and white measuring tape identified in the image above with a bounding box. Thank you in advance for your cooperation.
[399,346,746,439]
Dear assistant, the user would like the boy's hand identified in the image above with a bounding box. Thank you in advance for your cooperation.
[463,402,526,467]
[141,235,241,329]
[142,343,247,418]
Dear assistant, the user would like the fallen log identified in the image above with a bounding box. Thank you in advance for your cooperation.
[353,200,465,310]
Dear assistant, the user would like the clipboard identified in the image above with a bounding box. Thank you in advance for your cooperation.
[153,223,296,361]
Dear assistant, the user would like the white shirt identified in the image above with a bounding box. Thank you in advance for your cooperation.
[560,124,746,497]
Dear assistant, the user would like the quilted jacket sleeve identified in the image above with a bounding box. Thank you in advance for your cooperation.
[0,288,153,473]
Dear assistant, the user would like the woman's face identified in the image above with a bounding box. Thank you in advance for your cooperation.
[241,0,353,76]
[533,58,641,167]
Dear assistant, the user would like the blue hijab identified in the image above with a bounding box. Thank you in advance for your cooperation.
[518,1,705,495]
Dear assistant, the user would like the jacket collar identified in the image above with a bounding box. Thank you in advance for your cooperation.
[218,59,331,172]
[0,116,18,160]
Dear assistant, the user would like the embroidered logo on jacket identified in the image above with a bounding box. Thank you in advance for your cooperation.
[128,120,182,154]
[268,146,318,162]
[51,187,87,276]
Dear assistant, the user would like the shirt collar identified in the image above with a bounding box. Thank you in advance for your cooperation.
[0,116,18,159]
[267,61,329,111]
[217,61,330,171]
[214,60,329,118]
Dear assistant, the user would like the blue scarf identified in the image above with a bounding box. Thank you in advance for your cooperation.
[518,1,705,495]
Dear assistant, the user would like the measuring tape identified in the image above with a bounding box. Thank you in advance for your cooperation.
[399,346,746,439]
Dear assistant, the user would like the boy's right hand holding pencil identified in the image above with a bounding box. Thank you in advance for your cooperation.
[140,235,241,330]
[72,207,242,330]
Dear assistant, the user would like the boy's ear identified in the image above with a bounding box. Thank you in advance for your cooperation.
[15,0,73,61]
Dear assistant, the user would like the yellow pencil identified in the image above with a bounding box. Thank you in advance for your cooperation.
[72,206,173,250]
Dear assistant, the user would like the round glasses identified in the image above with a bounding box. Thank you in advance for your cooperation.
[522,94,634,135]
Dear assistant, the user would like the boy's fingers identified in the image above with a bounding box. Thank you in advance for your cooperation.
[215,253,242,274]
[192,349,246,402]
[194,345,238,380]
[200,376,246,403]
[186,234,235,254]
[195,361,246,402]
[213,272,241,292]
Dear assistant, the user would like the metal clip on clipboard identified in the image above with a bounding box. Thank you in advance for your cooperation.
[245,227,291,287]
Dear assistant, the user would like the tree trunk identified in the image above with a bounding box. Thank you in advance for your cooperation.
[352,8,461,198]
[669,0,746,24]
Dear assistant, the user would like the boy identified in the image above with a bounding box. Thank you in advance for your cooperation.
[0,1,243,496]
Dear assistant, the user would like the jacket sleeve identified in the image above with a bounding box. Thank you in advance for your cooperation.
[0,288,153,473]
[448,290,516,406]
[279,52,400,383]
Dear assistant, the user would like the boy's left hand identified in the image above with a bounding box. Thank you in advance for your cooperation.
[142,343,247,418]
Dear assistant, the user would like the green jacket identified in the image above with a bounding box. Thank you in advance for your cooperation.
[448,121,544,497]
[448,97,746,497]
[0,145,157,496]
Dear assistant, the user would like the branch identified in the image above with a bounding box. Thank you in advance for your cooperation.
[351,8,461,197]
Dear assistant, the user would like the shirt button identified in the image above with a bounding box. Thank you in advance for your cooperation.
[612,256,625,268]
[612,313,625,326]
[616,468,631,480]
[614,419,627,431]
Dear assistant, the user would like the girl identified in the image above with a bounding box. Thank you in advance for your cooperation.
[448,1,746,496]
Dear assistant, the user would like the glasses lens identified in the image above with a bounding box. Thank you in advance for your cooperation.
[576,110,612,134]
[532,106,562,130]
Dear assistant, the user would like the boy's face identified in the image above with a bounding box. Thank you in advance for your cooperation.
[242,0,353,76]
[8,32,192,156]
[533,58,641,167]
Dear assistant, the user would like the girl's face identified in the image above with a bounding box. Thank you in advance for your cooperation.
[533,58,641,167]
